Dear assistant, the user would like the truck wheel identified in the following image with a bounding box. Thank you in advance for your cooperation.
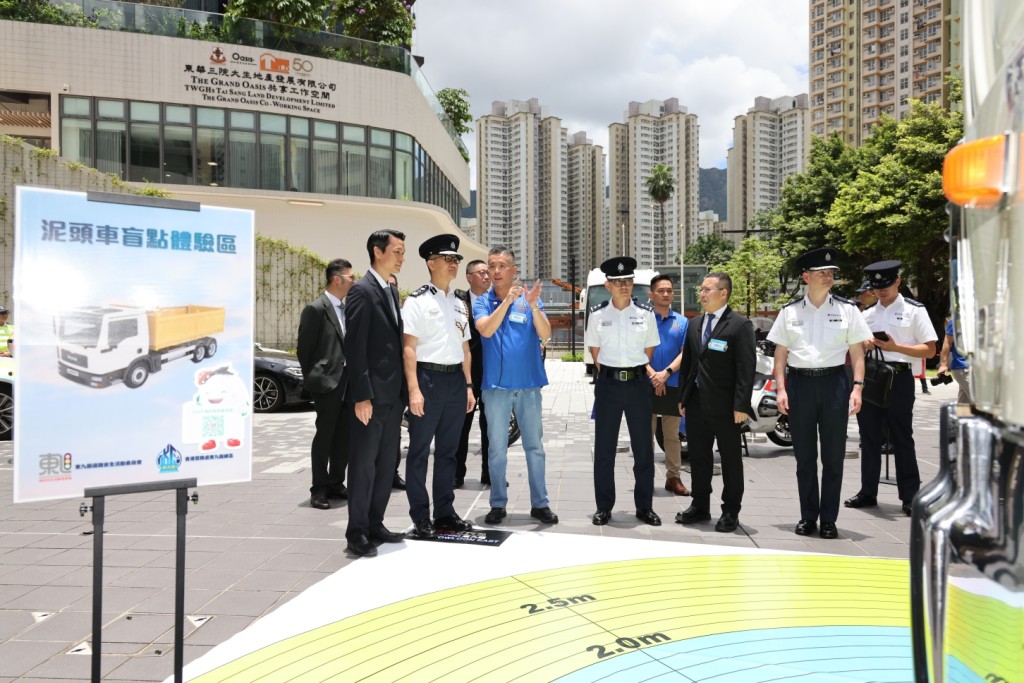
[206,339,217,358]
[192,345,206,363]
[0,384,12,441]
[124,361,150,389]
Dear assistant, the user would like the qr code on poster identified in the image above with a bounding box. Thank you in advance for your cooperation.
[202,414,225,438]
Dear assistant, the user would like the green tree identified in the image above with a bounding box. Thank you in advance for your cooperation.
[436,88,472,135]
[645,163,676,260]
[828,97,962,337]
[332,0,414,47]
[225,0,330,32]
[718,237,786,317]
[684,234,734,266]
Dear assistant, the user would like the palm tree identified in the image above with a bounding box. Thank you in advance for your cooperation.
[645,164,676,262]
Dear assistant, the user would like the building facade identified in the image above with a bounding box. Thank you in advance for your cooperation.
[726,94,811,236]
[607,99,699,270]
[566,132,605,280]
[809,0,955,146]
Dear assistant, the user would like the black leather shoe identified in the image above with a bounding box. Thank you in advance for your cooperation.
[326,485,347,500]
[819,522,839,539]
[392,472,406,490]
[715,512,739,533]
[592,510,611,525]
[636,509,662,526]
[434,514,472,532]
[794,519,817,536]
[530,507,559,524]
[844,493,878,508]
[902,502,913,517]
[346,536,377,557]
[485,507,506,524]
[369,528,405,544]
[310,493,330,510]
[676,506,711,524]
[411,519,436,539]
[454,477,465,489]
[481,474,490,486]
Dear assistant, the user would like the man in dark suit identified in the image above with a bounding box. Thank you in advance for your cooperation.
[296,258,355,511]
[454,259,491,487]
[676,272,756,533]
[344,229,407,557]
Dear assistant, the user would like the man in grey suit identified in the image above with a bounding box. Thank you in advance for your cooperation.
[296,258,354,511]
[344,229,407,557]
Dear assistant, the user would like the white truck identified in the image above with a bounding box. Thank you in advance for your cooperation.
[56,305,225,389]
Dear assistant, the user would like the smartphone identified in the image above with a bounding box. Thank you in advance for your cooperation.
[873,331,890,341]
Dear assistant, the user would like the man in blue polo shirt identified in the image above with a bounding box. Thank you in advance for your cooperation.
[473,246,558,527]
[647,274,690,496]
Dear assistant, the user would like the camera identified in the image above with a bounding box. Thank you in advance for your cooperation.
[930,373,954,386]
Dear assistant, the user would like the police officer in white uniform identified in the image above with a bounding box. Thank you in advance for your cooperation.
[846,260,937,516]
[769,247,873,539]
[586,257,663,527]
[402,234,475,538]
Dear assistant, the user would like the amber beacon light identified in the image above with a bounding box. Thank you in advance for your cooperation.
[942,134,1013,208]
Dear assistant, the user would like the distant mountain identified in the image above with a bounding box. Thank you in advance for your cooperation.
[462,189,476,219]
[699,167,727,221]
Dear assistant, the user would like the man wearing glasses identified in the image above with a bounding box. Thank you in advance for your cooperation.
[474,246,559,527]
[401,234,476,538]
[586,257,663,526]
[455,259,492,487]
[677,272,756,533]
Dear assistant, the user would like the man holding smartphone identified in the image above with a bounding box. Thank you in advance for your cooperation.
[846,260,937,516]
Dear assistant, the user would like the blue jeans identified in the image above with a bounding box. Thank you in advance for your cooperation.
[483,387,549,509]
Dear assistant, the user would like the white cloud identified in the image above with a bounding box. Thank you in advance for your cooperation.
[414,0,809,187]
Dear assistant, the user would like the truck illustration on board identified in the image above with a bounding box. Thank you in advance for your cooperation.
[56,305,225,389]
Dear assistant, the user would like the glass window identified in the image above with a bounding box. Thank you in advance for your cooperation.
[342,143,366,196]
[197,107,224,127]
[370,129,391,147]
[63,97,91,117]
[128,123,160,182]
[260,132,286,190]
[98,99,125,119]
[165,105,191,125]
[313,139,339,194]
[230,111,255,129]
[343,125,364,142]
[163,125,194,184]
[396,133,413,152]
[261,114,286,134]
[290,136,310,192]
[315,121,337,139]
[290,117,309,136]
[229,130,258,188]
[368,147,393,198]
[396,150,413,200]
[130,101,160,122]
[196,128,225,186]
[95,121,125,179]
[61,118,93,164]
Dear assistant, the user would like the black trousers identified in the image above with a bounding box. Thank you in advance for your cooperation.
[685,391,744,514]
[593,374,655,511]
[346,400,402,542]
[456,389,489,481]
[405,368,466,522]
[787,371,850,524]
[309,387,348,495]
[857,370,921,502]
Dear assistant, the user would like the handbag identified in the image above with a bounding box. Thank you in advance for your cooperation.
[863,347,895,408]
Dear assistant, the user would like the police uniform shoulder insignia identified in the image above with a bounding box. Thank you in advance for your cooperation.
[863,302,877,311]
[634,300,654,312]
[904,298,925,307]
[410,284,430,297]
[832,295,854,306]
[590,300,610,314]
[782,297,803,309]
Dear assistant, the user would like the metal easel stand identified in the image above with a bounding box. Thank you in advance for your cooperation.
[80,479,198,683]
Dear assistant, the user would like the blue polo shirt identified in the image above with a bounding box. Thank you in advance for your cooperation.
[473,290,548,390]
[945,320,967,370]
[651,309,688,387]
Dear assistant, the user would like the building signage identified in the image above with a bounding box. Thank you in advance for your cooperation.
[12,187,255,503]
[183,46,338,114]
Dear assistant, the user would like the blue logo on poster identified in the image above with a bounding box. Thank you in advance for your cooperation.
[157,444,182,473]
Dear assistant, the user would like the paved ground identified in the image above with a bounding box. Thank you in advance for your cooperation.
[0,360,956,681]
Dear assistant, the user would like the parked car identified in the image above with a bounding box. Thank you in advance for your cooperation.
[0,355,12,440]
[253,344,309,413]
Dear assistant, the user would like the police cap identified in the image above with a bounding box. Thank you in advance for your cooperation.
[600,256,637,280]
[0,306,7,314]
[418,233,463,261]
[864,260,902,288]
[795,247,840,271]
[856,280,873,294]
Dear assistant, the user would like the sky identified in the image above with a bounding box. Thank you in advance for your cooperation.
[414,0,810,187]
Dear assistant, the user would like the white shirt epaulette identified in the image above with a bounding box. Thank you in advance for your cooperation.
[782,297,803,309]
[590,300,610,314]
[409,284,435,298]
[904,297,925,307]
